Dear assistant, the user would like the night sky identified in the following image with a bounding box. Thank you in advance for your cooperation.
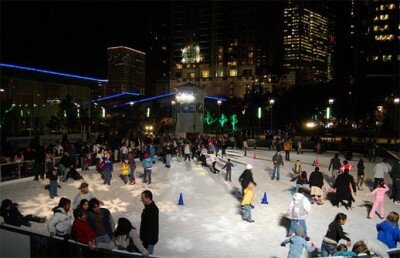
[1,1,168,78]
[2,1,349,81]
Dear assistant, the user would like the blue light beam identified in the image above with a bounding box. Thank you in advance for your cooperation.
[0,63,108,83]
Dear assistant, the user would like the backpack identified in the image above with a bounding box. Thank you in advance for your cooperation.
[291,197,307,219]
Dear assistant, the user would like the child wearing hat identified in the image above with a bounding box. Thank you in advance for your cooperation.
[281,225,315,258]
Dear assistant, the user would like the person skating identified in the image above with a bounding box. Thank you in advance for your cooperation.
[284,139,292,161]
[290,171,309,193]
[142,152,153,188]
[272,150,284,181]
[241,182,256,223]
[328,153,341,180]
[222,158,234,182]
[320,213,352,257]
[120,160,129,184]
[72,182,103,208]
[292,160,301,175]
[102,151,113,185]
[389,160,400,204]
[239,164,255,196]
[356,159,365,191]
[285,188,311,240]
[376,211,400,249]
[280,225,315,258]
[367,179,389,219]
[128,151,137,185]
[309,167,324,205]
[47,163,61,199]
[333,169,357,210]
[373,158,391,190]
[207,153,220,174]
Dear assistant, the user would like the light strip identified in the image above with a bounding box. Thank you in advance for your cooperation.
[109,93,175,108]
[205,96,227,102]
[86,91,141,104]
[0,63,108,83]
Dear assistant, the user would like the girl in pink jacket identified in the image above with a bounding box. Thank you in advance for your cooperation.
[367,179,389,219]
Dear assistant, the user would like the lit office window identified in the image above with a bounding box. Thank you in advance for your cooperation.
[388,4,395,9]
[216,69,224,77]
[188,72,195,79]
[201,70,210,78]
[229,69,237,77]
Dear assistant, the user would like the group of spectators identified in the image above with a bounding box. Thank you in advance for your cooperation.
[1,183,159,257]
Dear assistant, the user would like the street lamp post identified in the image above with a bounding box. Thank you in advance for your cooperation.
[394,98,399,139]
[269,99,275,131]
[217,100,222,117]
[171,100,176,133]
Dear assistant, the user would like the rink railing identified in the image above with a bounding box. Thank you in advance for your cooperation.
[0,223,159,258]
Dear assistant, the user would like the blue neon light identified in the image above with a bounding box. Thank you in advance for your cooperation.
[0,63,108,83]
[109,93,175,108]
[87,91,140,104]
[205,96,227,102]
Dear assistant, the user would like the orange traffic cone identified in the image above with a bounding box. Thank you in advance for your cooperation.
[253,152,257,159]
[316,157,320,165]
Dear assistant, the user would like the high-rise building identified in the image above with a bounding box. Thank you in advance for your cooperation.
[283,1,330,85]
[169,2,283,98]
[367,1,399,77]
[146,4,170,95]
[107,46,145,95]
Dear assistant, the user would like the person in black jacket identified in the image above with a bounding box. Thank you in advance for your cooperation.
[328,153,341,180]
[140,190,159,255]
[333,169,357,210]
[239,164,255,196]
[1,199,46,227]
[321,213,351,257]
[33,146,46,181]
[309,167,324,205]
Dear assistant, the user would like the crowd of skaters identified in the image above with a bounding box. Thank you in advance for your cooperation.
[1,131,400,257]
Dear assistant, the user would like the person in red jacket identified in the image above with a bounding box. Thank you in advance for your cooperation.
[72,207,96,250]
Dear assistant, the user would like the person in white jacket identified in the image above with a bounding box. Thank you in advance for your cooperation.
[207,153,220,174]
[373,158,392,189]
[47,197,74,237]
[285,188,312,240]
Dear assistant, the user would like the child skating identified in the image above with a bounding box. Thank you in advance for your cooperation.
[120,160,129,184]
[222,159,234,182]
[367,179,389,219]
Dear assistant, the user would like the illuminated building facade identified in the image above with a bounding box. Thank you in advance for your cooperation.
[169,2,283,98]
[283,1,330,85]
[107,46,145,95]
[0,64,96,136]
[367,1,399,76]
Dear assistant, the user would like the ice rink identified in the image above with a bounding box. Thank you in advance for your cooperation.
[0,148,397,257]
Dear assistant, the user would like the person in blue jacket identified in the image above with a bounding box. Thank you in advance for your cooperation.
[281,225,315,258]
[377,211,400,248]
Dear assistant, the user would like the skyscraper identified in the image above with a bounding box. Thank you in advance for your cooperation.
[283,1,330,86]
[169,2,282,98]
[367,1,399,77]
[107,46,145,95]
